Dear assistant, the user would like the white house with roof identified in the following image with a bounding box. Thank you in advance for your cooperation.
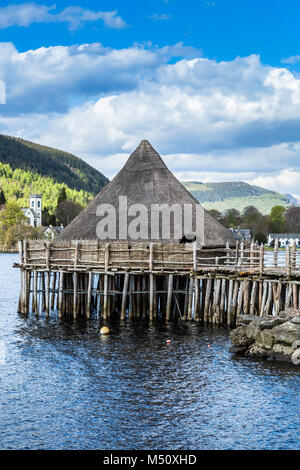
[22,194,42,228]
[44,224,64,240]
[268,233,300,247]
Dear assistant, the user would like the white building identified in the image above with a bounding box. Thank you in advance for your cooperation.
[268,233,300,248]
[44,225,64,240]
[22,194,42,228]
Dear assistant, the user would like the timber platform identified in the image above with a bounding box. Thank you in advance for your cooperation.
[15,239,300,325]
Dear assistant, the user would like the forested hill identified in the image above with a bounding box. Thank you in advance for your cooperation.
[183,181,290,215]
[0,134,108,194]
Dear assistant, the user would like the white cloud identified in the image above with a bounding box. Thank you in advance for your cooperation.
[149,14,172,21]
[0,3,127,31]
[1,43,300,196]
[281,55,300,65]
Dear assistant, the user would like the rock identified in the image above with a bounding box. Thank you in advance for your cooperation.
[230,314,300,364]
[246,344,269,358]
[229,345,248,355]
[256,330,274,350]
[279,308,300,318]
[259,317,286,330]
[246,321,262,340]
[291,348,300,365]
[230,326,253,347]
[292,339,300,350]
[236,315,267,326]
[270,322,300,346]
[272,344,294,357]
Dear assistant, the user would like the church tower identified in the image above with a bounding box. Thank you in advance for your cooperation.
[30,194,42,227]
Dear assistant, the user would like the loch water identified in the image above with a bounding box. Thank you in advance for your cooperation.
[0,254,299,450]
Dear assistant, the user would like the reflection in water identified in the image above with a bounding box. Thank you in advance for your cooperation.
[0,254,299,450]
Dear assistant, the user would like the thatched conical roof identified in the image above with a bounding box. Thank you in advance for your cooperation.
[59,140,234,247]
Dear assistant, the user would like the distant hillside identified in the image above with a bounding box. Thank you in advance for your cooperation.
[183,181,290,215]
[0,134,109,213]
[0,134,108,194]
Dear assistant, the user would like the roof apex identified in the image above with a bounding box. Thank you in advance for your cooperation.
[123,139,167,172]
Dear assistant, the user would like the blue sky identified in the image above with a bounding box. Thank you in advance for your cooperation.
[1,1,300,198]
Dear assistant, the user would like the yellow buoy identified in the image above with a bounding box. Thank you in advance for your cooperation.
[100,326,110,335]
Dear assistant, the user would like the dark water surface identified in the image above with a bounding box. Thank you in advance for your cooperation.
[0,254,299,450]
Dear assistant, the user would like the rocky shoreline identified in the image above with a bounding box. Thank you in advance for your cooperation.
[230,309,300,365]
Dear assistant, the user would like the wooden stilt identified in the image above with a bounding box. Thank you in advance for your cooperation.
[86,271,92,319]
[73,272,78,319]
[121,273,129,320]
[187,277,194,320]
[194,278,200,322]
[46,271,50,316]
[103,274,108,320]
[58,271,64,318]
[166,274,173,322]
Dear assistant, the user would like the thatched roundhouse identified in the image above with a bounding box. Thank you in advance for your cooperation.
[59,140,234,248]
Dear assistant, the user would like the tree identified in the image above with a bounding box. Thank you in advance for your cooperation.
[270,206,286,233]
[55,199,83,226]
[57,187,67,206]
[208,209,222,221]
[0,189,6,205]
[222,209,241,228]
[286,207,300,232]
[0,202,25,230]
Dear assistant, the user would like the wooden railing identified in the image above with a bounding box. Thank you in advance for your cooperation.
[16,239,300,277]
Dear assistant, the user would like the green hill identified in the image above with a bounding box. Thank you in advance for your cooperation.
[183,181,290,215]
[0,134,109,213]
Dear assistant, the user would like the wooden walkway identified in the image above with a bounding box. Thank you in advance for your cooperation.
[14,239,300,324]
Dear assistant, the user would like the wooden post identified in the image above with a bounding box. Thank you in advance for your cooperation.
[105,243,110,272]
[250,281,258,316]
[149,243,154,320]
[103,274,108,319]
[237,281,244,317]
[291,241,296,270]
[33,270,38,316]
[74,241,79,268]
[18,240,23,266]
[243,280,250,315]
[259,244,264,274]
[286,245,291,277]
[204,278,212,323]
[23,239,28,266]
[260,281,268,316]
[136,276,141,319]
[50,272,56,311]
[212,278,221,324]
[250,242,254,268]
[285,283,292,309]
[41,272,46,312]
[46,271,50,316]
[86,271,93,319]
[293,283,298,309]
[227,279,234,326]
[121,273,129,320]
[73,272,78,319]
[235,241,239,265]
[166,274,173,322]
[226,242,230,265]
[194,278,200,322]
[58,271,64,318]
[240,242,244,266]
[187,277,194,320]
[273,238,279,267]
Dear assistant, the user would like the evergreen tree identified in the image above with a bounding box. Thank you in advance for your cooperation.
[0,188,6,205]
[57,187,67,206]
